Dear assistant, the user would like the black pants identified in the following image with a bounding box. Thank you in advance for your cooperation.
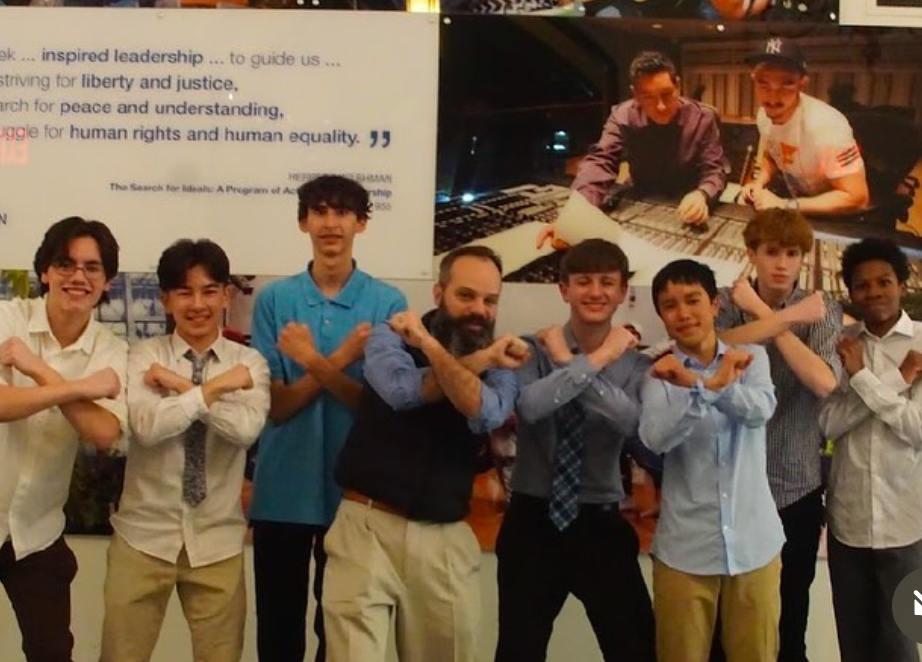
[0,536,77,662]
[494,493,655,662]
[778,488,825,662]
[252,521,328,662]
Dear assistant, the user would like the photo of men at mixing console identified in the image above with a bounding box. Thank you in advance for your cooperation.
[435,16,922,290]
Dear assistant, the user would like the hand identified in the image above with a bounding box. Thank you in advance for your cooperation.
[651,353,699,389]
[0,337,47,380]
[332,322,372,368]
[277,323,320,369]
[598,325,638,364]
[705,348,753,391]
[837,336,865,377]
[677,190,709,225]
[143,363,189,393]
[785,292,826,326]
[741,181,763,206]
[899,349,922,385]
[81,367,121,401]
[536,325,572,365]
[730,278,770,318]
[750,188,786,212]
[388,311,430,349]
[488,334,531,370]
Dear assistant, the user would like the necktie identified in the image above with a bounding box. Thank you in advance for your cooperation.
[183,349,209,507]
[548,398,586,531]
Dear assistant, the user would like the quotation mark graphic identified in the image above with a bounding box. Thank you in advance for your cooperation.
[914,590,922,616]
[369,130,391,148]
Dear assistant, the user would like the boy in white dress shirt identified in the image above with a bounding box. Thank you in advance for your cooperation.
[100,239,270,662]
[819,238,922,662]
[0,216,126,662]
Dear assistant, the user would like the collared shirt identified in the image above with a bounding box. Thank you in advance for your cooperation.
[640,341,784,576]
[512,327,650,503]
[113,333,269,567]
[249,264,406,526]
[0,297,127,560]
[571,97,728,207]
[716,285,843,509]
[819,312,922,549]
[756,93,864,197]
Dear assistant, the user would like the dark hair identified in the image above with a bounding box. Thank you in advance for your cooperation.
[742,208,813,253]
[630,51,678,85]
[33,216,120,305]
[297,175,372,221]
[438,245,503,287]
[841,238,910,291]
[651,259,717,315]
[559,239,630,283]
[157,239,230,292]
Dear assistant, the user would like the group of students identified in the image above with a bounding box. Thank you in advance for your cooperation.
[0,174,919,662]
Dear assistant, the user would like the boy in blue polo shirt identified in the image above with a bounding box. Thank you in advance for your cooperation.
[249,175,406,662]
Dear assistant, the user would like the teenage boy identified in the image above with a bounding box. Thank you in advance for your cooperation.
[494,238,655,662]
[100,239,269,662]
[0,216,126,662]
[641,259,784,662]
[819,238,922,662]
[249,175,406,662]
[716,207,842,662]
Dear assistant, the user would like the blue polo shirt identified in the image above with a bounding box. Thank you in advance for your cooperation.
[249,264,407,526]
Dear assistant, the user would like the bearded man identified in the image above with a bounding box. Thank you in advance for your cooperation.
[322,245,529,662]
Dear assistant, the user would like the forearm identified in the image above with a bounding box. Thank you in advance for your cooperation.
[422,338,483,418]
[517,355,596,424]
[774,332,837,398]
[268,376,324,423]
[420,348,493,404]
[819,389,874,439]
[794,188,867,216]
[309,359,363,410]
[0,382,91,422]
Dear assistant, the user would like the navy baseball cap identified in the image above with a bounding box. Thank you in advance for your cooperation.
[745,37,807,74]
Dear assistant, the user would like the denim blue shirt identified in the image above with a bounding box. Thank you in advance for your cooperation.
[640,341,785,575]
[363,321,518,435]
[249,265,406,526]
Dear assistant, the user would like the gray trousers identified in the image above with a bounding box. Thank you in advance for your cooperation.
[828,533,922,662]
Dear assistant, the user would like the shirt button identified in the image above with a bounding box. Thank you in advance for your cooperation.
[323,319,330,325]
[721,493,728,499]
[723,525,729,531]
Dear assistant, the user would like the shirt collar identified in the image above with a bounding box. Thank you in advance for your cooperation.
[859,310,914,340]
[751,278,804,311]
[631,96,689,128]
[299,261,367,309]
[28,296,98,354]
[169,332,226,363]
[673,338,727,370]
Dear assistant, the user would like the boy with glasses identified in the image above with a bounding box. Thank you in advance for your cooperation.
[0,216,126,662]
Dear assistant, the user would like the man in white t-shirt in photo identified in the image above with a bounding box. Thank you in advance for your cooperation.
[742,37,869,216]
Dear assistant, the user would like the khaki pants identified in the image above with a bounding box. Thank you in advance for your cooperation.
[100,534,246,662]
[323,500,481,662]
[653,555,781,662]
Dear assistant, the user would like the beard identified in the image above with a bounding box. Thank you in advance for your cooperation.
[429,303,495,357]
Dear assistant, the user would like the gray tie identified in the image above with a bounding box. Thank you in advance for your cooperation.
[183,349,209,507]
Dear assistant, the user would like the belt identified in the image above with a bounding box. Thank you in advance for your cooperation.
[342,489,403,516]
[511,492,619,514]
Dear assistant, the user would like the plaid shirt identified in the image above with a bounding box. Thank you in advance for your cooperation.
[716,285,843,509]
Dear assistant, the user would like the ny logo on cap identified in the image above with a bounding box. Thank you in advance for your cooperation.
[765,38,783,55]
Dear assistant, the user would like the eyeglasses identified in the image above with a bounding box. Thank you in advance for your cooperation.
[51,259,106,279]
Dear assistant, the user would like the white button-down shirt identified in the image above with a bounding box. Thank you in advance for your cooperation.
[819,312,922,549]
[113,333,269,567]
[0,297,128,560]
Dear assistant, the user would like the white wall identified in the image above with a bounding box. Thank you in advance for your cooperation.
[0,535,870,662]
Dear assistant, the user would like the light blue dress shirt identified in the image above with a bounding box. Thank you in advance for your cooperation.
[640,341,785,576]
[249,265,406,526]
